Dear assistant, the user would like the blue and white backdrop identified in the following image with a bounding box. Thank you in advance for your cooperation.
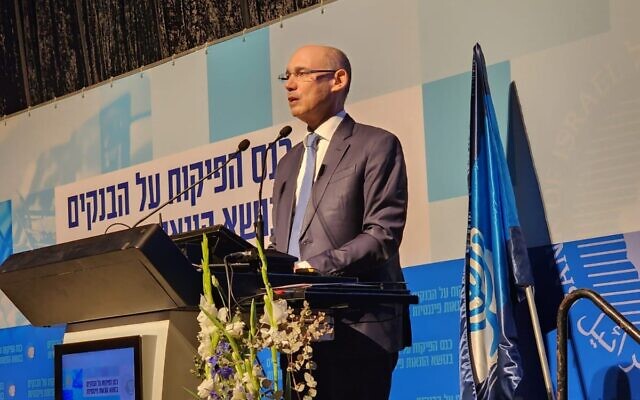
[1,0,639,399]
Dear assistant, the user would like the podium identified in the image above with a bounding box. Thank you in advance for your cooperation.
[0,224,202,400]
[0,223,418,399]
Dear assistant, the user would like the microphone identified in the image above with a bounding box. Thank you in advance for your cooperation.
[225,249,257,261]
[255,126,292,248]
[131,138,251,228]
[236,138,251,152]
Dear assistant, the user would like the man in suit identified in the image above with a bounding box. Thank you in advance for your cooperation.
[270,45,411,399]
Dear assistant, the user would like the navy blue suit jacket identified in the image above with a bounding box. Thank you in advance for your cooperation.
[270,114,411,353]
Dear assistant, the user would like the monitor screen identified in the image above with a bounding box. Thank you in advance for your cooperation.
[54,336,141,400]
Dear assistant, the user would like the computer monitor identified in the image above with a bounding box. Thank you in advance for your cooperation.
[54,336,142,400]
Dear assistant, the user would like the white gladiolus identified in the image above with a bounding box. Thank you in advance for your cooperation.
[260,298,288,327]
[197,332,212,359]
[198,295,218,324]
[198,312,217,337]
[197,378,214,398]
[272,299,288,325]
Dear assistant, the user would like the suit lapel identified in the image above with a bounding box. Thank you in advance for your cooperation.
[277,144,304,250]
[300,115,355,235]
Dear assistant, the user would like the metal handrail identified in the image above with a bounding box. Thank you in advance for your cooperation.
[556,288,640,400]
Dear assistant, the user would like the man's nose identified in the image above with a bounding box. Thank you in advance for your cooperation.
[285,78,296,91]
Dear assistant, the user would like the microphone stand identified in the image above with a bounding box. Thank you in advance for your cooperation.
[254,126,292,248]
[131,139,251,229]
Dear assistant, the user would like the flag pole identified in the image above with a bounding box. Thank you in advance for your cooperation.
[524,285,555,400]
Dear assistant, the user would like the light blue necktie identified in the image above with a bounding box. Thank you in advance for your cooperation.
[288,133,319,258]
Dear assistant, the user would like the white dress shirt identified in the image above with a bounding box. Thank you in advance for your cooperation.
[294,110,346,201]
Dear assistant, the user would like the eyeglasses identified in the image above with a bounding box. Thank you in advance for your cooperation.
[277,69,337,82]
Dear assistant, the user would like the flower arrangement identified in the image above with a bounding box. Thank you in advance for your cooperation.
[189,234,332,400]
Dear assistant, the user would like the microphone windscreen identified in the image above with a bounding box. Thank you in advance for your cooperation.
[279,125,293,138]
[237,139,251,151]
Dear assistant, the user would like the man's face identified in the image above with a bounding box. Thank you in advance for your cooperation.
[284,47,337,127]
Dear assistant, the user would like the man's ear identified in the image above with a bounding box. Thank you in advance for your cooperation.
[331,69,349,93]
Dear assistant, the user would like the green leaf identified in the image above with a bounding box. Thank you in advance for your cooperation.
[182,387,200,399]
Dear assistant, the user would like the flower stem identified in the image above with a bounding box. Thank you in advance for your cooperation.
[199,306,246,378]
[200,234,214,305]
[255,239,280,392]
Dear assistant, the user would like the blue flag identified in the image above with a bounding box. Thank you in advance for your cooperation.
[459,44,535,400]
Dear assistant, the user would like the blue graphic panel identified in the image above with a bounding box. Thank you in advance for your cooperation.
[99,75,153,173]
[0,325,65,400]
[256,348,283,390]
[100,95,132,173]
[11,188,56,253]
[549,232,640,399]
[423,61,510,202]
[0,200,11,265]
[10,116,99,252]
[391,260,464,399]
[207,28,273,143]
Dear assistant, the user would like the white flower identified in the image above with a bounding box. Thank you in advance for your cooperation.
[198,312,217,337]
[199,295,218,316]
[260,299,289,327]
[197,310,208,325]
[198,296,219,333]
[217,307,230,323]
[231,384,247,400]
[197,333,212,359]
[225,320,245,337]
[198,298,232,338]
[197,378,214,398]
[272,299,289,324]
[253,365,265,379]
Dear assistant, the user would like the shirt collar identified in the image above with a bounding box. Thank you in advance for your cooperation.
[309,110,346,142]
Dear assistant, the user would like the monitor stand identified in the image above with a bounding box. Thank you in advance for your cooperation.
[64,309,199,400]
